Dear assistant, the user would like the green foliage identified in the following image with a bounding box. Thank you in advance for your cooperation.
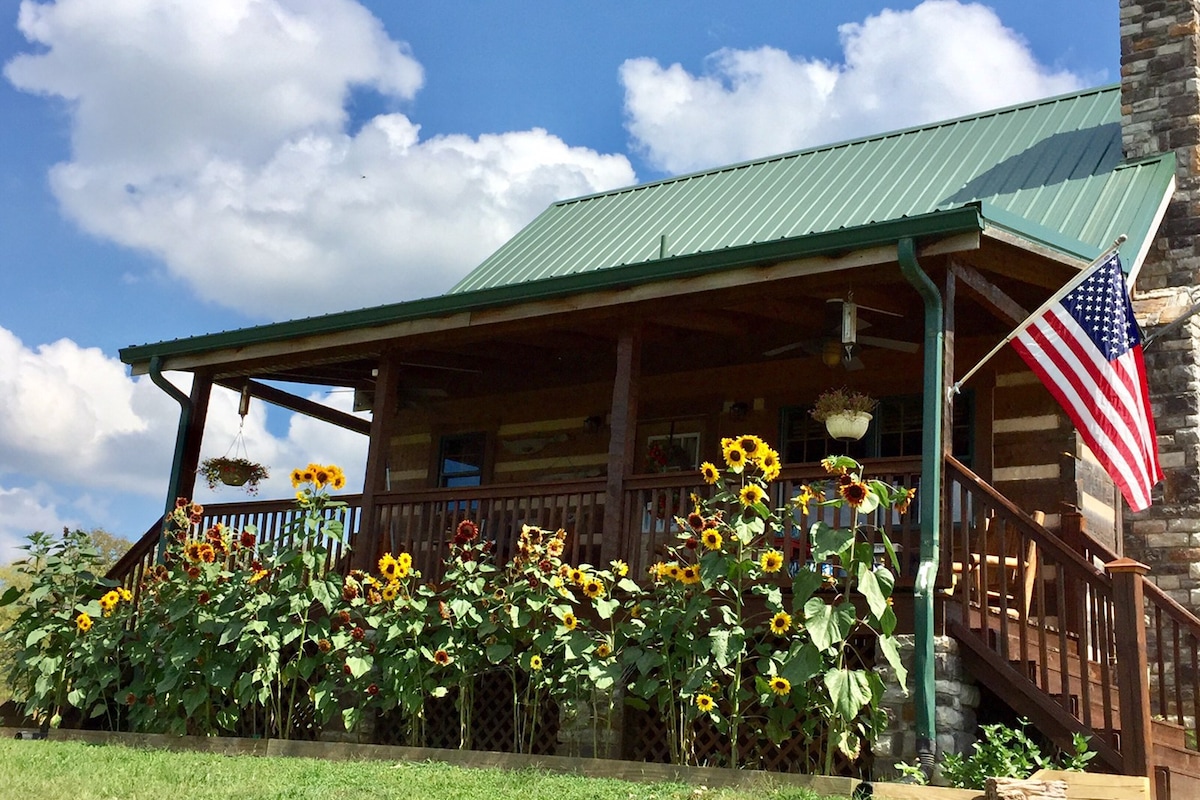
[0,442,913,774]
[938,719,1096,789]
[621,438,912,772]
[0,527,118,727]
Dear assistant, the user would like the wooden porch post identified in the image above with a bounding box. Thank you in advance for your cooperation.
[354,353,400,571]
[601,327,641,564]
[1107,557,1155,787]
[175,373,212,502]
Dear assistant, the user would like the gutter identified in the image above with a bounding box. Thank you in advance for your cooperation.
[149,356,192,563]
[897,237,943,779]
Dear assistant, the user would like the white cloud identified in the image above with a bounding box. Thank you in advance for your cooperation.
[0,324,370,561]
[621,0,1085,174]
[6,0,636,318]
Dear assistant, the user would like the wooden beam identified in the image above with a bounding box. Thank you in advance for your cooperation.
[176,374,212,501]
[354,354,401,570]
[943,267,957,459]
[1108,558,1156,790]
[602,328,641,563]
[216,379,370,435]
[949,261,1029,326]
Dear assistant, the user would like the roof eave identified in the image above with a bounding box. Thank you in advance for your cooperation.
[121,205,986,373]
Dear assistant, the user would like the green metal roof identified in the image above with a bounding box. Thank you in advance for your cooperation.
[451,84,1174,294]
[122,84,1175,368]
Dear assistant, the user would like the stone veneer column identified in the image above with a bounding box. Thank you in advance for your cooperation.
[1122,0,1200,607]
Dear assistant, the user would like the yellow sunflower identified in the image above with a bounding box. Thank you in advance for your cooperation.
[378,553,400,581]
[760,550,784,573]
[610,559,629,577]
[75,612,92,633]
[695,694,715,713]
[701,529,722,551]
[569,567,585,586]
[739,483,766,507]
[737,435,763,458]
[680,564,701,585]
[722,441,748,472]
[595,642,612,658]
[769,676,791,696]
[839,479,870,508]
[529,654,543,671]
[381,581,400,602]
[290,468,305,488]
[770,611,792,635]
[758,448,781,481]
[583,579,605,599]
[118,587,133,603]
[561,612,578,631]
[700,461,720,485]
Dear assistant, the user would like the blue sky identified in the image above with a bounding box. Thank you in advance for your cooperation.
[0,0,1118,558]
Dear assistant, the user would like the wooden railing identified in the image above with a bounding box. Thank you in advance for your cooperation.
[617,458,923,579]
[366,480,607,580]
[943,455,1129,771]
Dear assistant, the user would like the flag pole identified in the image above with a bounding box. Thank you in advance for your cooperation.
[948,234,1128,399]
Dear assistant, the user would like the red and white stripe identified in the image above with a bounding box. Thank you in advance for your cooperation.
[1012,306,1161,512]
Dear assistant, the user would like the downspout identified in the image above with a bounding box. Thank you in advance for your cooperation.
[149,355,192,563]
[897,237,943,780]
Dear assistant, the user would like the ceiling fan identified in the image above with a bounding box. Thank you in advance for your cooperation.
[763,294,919,370]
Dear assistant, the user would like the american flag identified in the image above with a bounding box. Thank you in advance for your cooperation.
[1011,252,1161,511]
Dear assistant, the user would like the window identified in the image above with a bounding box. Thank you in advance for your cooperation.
[437,432,487,487]
[780,393,972,463]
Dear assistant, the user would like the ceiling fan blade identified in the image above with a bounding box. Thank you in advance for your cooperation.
[858,335,919,354]
[763,341,806,357]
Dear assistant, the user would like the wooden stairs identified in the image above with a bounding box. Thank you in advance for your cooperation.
[943,456,1200,800]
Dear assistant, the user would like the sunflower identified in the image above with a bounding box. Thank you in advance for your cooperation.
[433,649,452,666]
[118,587,133,603]
[546,538,565,558]
[839,479,869,508]
[529,654,543,671]
[595,642,612,658]
[792,485,816,515]
[610,559,628,577]
[290,468,305,487]
[770,611,792,635]
[382,581,400,602]
[397,552,413,573]
[378,553,400,580]
[680,564,701,585]
[758,448,781,481]
[701,529,723,551]
[313,467,330,488]
[561,612,578,631]
[569,568,585,586]
[249,569,269,585]
[686,511,705,531]
[700,461,720,485]
[760,550,784,573]
[198,543,216,563]
[583,579,605,599]
[737,435,763,458]
[75,612,92,633]
[769,676,791,696]
[184,541,203,562]
[722,441,748,472]
[739,484,766,507]
[664,562,682,581]
[695,694,715,713]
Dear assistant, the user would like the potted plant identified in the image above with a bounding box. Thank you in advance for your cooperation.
[199,456,269,494]
[810,387,877,441]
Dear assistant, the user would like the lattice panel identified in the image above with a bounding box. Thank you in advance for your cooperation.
[621,701,872,776]
[374,671,559,754]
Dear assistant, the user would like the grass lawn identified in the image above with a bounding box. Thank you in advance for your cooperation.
[0,738,850,800]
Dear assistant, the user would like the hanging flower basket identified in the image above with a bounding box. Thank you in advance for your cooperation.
[810,387,877,441]
[823,410,872,441]
[199,457,269,494]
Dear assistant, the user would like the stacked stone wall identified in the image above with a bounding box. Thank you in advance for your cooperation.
[1122,0,1200,607]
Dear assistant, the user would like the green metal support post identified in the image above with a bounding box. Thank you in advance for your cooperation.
[897,237,943,776]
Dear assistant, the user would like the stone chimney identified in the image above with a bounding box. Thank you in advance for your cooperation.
[1121,0,1200,607]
